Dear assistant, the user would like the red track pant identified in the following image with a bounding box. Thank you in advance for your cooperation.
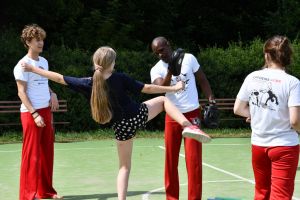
[19,107,57,200]
[252,145,299,200]
[165,108,202,200]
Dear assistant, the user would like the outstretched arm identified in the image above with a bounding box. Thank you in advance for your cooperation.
[142,81,184,94]
[21,62,67,85]
[152,71,173,86]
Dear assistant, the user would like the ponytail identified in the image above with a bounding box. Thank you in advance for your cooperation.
[90,47,116,124]
[90,70,112,124]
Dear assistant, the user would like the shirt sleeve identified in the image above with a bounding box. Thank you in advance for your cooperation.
[189,54,200,73]
[150,60,168,83]
[150,67,161,83]
[63,76,92,99]
[237,75,250,102]
[13,63,29,82]
[121,73,145,95]
[288,78,300,107]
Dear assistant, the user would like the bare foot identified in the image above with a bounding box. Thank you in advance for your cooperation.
[52,194,63,199]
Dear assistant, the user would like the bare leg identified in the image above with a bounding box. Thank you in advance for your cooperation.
[144,96,191,127]
[116,138,133,200]
[144,96,211,143]
[52,194,63,199]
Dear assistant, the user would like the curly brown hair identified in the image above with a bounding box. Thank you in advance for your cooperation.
[20,24,46,49]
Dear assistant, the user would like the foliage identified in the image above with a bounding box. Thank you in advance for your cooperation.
[1,30,300,131]
[1,0,300,51]
[263,0,300,39]
[2,0,300,131]
[199,39,265,98]
[0,128,251,144]
[0,27,25,100]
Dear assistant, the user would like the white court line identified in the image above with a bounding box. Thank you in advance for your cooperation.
[0,145,160,153]
[204,179,248,183]
[202,162,254,184]
[159,145,255,185]
[0,150,21,153]
[1,143,299,199]
[205,144,248,146]
[0,143,248,153]
[0,148,104,153]
[141,180,247,200]
[142,146,300,200]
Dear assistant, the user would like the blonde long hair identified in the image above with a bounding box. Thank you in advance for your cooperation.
[90,46,116,124]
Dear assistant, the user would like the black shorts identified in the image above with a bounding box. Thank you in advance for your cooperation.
[112,103,148,141]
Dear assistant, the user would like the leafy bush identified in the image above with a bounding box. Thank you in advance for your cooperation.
[199,39,265,98]
[1,33,300,131]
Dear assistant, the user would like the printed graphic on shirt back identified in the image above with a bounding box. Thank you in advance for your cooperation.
[249,76,280,111]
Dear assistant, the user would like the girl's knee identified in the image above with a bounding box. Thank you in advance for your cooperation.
[119,165,131,173]
[158,96,167,102]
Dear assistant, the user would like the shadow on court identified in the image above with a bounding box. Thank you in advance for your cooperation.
[62,191,165,200]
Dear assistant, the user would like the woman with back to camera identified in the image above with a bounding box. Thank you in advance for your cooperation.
[234,35,300,200]
[22,46,211,200]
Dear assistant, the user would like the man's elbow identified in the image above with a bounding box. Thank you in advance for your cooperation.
[233,107,236,115]
[233,106,239,115]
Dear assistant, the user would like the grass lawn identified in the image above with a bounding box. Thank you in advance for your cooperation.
[1,128,299,200]
[1,137,300,200]
[0,128,252,144]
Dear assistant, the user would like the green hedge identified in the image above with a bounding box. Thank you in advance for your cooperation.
[199,39,300,98]
[1,29,300,131]
[199,39,264,98]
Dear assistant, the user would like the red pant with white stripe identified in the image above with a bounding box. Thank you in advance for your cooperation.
[164,108,202,200]
[19,107,57,200]
[252,145,299,200]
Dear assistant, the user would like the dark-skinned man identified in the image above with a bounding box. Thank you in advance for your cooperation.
[150,36,215,200]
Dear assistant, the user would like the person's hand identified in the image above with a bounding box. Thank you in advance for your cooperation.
[94,64,103,72]
[35,115,45,127]
[174,81,185,91]
[49,92,59,111]
[21,61,34,72]
[32,112,46,127]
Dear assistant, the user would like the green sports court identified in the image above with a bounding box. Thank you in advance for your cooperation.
[1,137,300,200]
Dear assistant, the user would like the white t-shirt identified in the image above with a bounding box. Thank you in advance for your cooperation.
[13,55,51,112]
[150,53,200,113]
[237,68,300,146]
